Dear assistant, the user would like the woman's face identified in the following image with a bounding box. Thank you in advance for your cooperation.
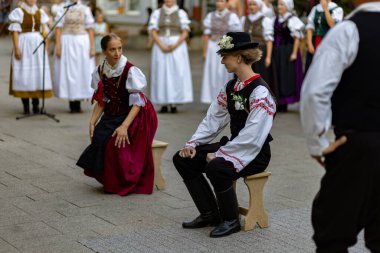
[248,1,260,14]
[103,39,123,67]
[221,53,240,73]
[216,0,227,11]
[164,0,175,8]
[24,0,37,7]
[96,13,104,23]
[277,0,287,15]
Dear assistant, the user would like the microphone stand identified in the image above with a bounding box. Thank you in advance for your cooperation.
[16,4,75,122]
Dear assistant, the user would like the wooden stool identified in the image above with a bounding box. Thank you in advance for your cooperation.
[235,171,271,231]
[152,140,168,190]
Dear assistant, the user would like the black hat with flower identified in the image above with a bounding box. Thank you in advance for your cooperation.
[217,32,259,54]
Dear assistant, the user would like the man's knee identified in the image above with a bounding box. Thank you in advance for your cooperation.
[205,158,226,179]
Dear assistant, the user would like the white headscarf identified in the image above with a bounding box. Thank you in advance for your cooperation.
[249,0,263,9]
[282,0,294,12]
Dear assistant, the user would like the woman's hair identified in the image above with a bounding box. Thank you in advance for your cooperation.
[221,48,263,65]
[101,33,122,51]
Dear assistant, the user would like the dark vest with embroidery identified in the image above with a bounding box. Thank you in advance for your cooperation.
[273,16,294,48]
[99,62,134,116]
[313,6,338,38]
[226,77,273,143]
[21,8,41,33]
[244,16,265,46]
[331,12,380,131]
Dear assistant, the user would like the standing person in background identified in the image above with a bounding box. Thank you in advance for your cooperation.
[241,0,277,97]
[8,0,53,114]
[227,0,243,17]
[54,0,95,113]
[305,0,343,74]
[94,9,109,65]
[149,0,193,113]
[266,0,304,113]
[50,0,64,18]
[201,0,241,104]
[301,1,380,251]
[262,0,275,19]
[0,0,12,36]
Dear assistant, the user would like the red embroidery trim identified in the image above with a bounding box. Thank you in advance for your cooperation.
[234,74,261,91]
[250,103,275,116]
[218,149,244,168]
[250,97,275,110]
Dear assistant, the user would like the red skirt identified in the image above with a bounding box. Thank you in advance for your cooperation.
[79,100,158,195]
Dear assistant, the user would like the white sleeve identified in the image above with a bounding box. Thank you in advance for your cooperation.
[300,21,359,156]
[332,7,344,23]
[185,85,230,148]
[148,9,160,31]
[84,6,95,29]
[203,13,212,35]
[288,16,305,39]
[228,13,242,32]
[262,17,274,41]
[306,6,316,30]
[91,67,101,90]
[215,86,275,172]
[55,8,65,28]
[8,8,23,32]
[126,67,147,107]
[178,9,190,31]
[40,8,50,24]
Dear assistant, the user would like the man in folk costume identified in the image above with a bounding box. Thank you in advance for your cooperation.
[173,32,276,238]
[301,0,380,251]
[305,0,343,74]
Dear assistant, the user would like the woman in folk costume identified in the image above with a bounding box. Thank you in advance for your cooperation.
[54,0,95,113]
[173,32,275,237]
[200,0,241,104]
[262,0,275,19]
[266,0,304,112]
[305,0,343,74]
[241,0,277,97]
[77,34,158,195]
[149,0,193,113]
[8,0,53,114]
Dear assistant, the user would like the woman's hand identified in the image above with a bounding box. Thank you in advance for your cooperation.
[206,153,216,163]
[289,52,297,62]
[112,125,130,148]
[14,47,22,60]
[265,56,271,67]
[159,44,171,53]
[55,44,61,58]
[90,47,95,57]
[89,123,95,142]
[179,147,196,158]
[308,43,315,54]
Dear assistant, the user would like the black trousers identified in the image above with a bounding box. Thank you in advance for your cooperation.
[312,132,380,253]
[173,139,271,192]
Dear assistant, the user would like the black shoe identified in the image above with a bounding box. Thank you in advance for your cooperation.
[210,219,241,237]
[170,106,177,113]
[159,106,168,113]
[32,98,39,114]
[69,101,75,113]
[21,98,30,115]
[277,104,288,113]
[182,212,221,229]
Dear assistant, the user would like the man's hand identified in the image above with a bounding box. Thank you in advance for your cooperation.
[179,147,196,158]
[206,153,216,163]
[312,136,347,167]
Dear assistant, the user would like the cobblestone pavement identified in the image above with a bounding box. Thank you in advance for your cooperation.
[0,37,367,252]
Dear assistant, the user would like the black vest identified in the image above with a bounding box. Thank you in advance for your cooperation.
[226,77,273,143]
[331,12,380,131]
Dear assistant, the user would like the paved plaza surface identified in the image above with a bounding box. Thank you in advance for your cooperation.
[0,37,367,252]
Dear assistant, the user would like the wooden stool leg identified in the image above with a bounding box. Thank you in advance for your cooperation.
[243,177,269,231]
[152,147,167,190]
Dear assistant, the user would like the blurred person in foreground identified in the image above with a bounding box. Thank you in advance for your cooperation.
[301,0,380,252]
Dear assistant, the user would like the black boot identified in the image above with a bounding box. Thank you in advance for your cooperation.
[182,175,221,229]
[210,186,241,238]
[21,98,30,114]
[69,101,75,113]
[159,106,168,113]
[75,101,82,113]
[32,98,39,114]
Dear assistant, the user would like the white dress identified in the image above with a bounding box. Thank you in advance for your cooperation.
[201,9,241,104]
[148,7,193,105]
[8,3,53,97]
[54,1,95,100]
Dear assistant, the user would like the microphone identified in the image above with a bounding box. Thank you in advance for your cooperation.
[64,2,78,8]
